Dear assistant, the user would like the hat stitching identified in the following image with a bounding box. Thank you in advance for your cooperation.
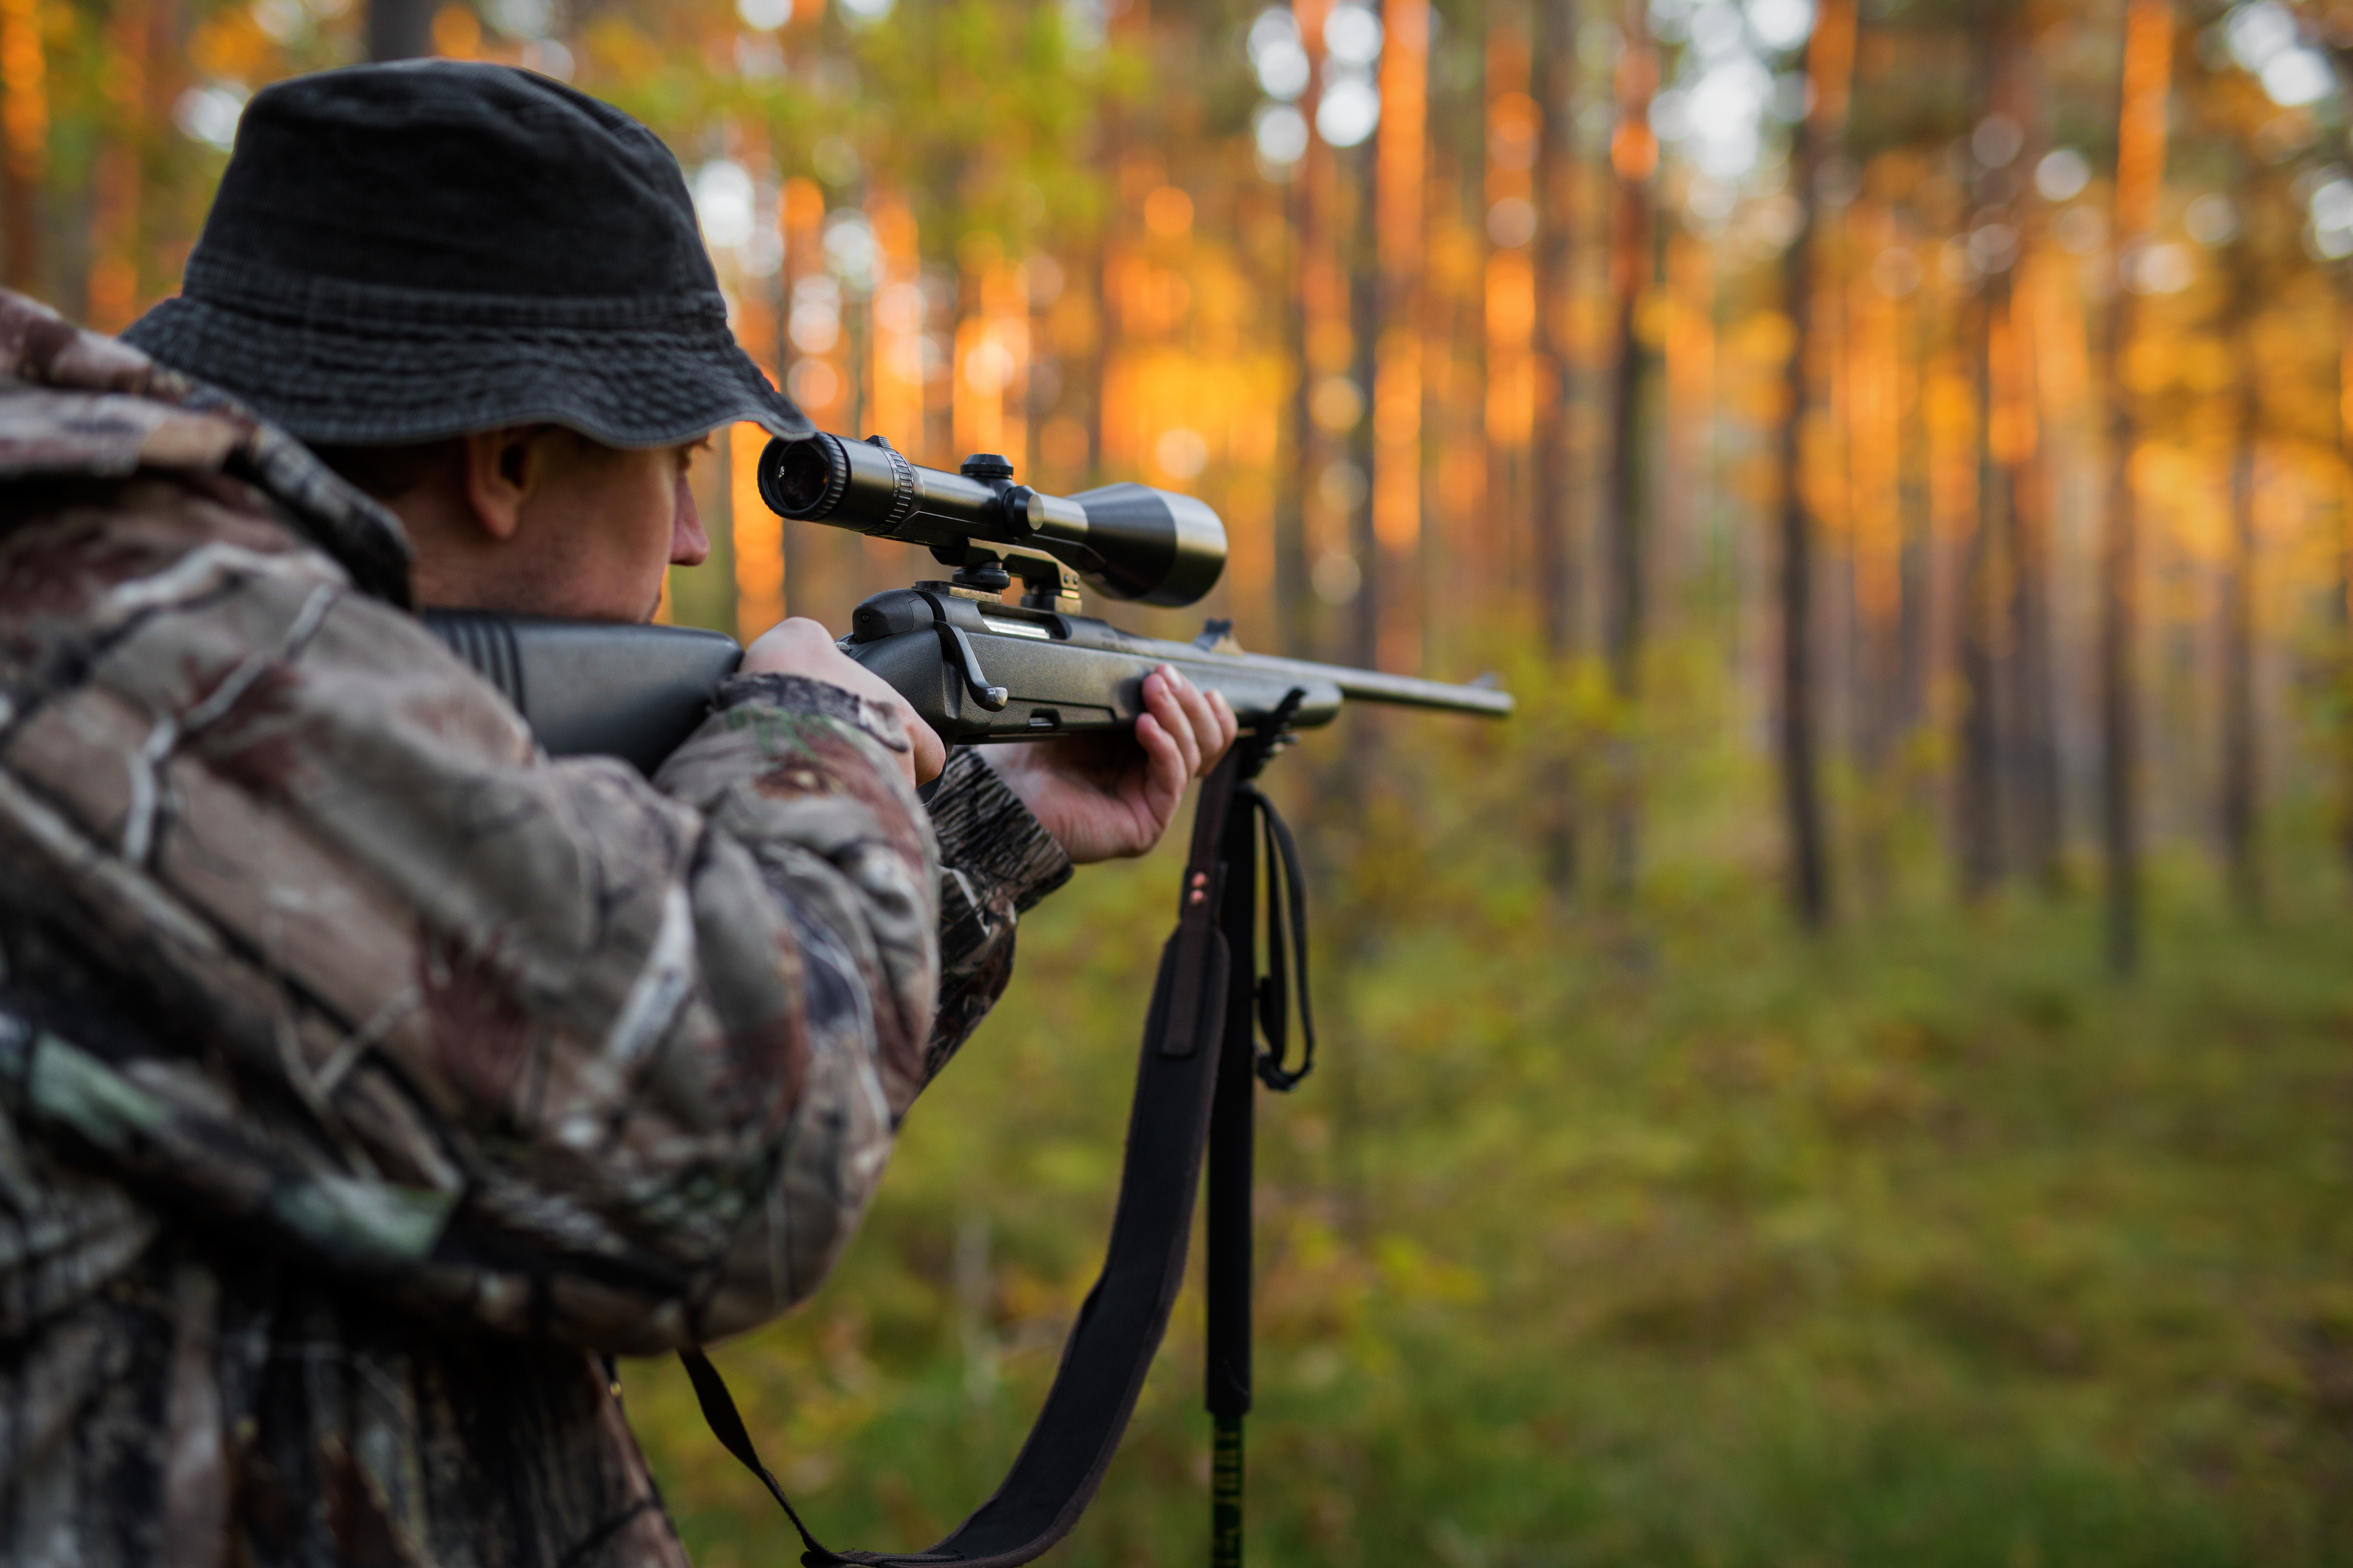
[182,254,731,332]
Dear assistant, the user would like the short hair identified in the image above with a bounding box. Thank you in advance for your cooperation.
[308,438,464,501]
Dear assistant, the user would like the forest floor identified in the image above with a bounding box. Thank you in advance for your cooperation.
[621,754,2353,1567]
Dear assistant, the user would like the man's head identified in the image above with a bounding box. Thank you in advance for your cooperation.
[123,62,796,620]
[311,427,710,622]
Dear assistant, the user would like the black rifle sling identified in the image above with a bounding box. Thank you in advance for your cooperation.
[682,747,1245,1568]
[1240,783,1315,1093]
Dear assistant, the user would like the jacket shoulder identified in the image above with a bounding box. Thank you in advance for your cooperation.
[0,289,413,605]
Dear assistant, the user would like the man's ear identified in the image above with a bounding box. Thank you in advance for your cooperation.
[459,426,545,542]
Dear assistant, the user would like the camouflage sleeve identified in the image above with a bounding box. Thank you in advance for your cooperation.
[0,482,949,1353]
[920,748,1073,1085]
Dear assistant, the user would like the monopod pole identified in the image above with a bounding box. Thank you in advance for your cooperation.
[1204,787,1260,1568]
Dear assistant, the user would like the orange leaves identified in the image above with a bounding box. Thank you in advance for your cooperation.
[188,6,276,88]
[1485,91,1539,174]
[1106,249,1192,340]
[1373,326,1419,550]
[1985,314,2036,467]
[1141,185,1192,239]
[1610,121,1657,183]
[1483,249,1535,348]
[867,194,924,463]
[781,177,825,234]
[0,0,42,181]
[1732,310,1798,368]
[2114,0,2175,244]
[431,4,482,58]
[731,425,782,638]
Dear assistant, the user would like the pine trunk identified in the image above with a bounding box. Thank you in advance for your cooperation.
[2099,0,2172,976]
[1534,0,1580,661]
[366,0,434,60]
[1533,0,1581,898]
[2222,262,2261,917]
[1998,22,2063,891]
[1959,282,2005,900]
[1600,0,1654,902]
[1773,0,1855,929]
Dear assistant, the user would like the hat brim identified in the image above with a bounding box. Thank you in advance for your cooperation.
[122,259,811,451]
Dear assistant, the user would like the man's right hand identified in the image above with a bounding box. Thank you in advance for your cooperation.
[740,617,947,788]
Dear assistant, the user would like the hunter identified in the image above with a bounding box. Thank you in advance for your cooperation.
[0,60,1234,1567]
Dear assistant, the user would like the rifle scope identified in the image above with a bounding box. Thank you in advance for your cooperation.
[757,433,1227,607]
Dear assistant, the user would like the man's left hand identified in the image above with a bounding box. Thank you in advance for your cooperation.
[982,665,1240,864]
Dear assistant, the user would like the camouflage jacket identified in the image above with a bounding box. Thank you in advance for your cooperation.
[0,292,1073,1567]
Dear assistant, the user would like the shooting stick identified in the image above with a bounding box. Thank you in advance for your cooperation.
[684,710,1311,1568]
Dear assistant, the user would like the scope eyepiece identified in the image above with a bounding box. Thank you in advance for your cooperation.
[764,433,847,519]
[756,433,1228,607]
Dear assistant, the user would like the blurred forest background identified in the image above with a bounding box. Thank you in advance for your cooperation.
[16,0,2353,1559]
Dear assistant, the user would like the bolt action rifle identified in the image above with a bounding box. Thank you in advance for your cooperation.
[426,433,1508,774]
[424,435,1511,1568]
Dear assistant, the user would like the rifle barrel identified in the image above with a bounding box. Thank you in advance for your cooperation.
[1192,651,1513,718]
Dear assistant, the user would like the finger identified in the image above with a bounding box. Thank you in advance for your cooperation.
[870,685,940,787]
[738,615,834,674]
[908,714,947,785]
[1134,709,1187,831]
[866,684,936,784]
[874,716,918,790]
[1208,690,1238,764]
[1148,667,1203,781]
[1166,672,1225,776]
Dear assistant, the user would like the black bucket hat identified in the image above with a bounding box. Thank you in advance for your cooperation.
[123,60,810,449]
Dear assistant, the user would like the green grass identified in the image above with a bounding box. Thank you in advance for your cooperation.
[620,713,2353,1567]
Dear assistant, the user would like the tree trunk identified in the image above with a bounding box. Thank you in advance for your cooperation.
[85,0,153,332]
[367,0,435,60]
[1278,152,1316,657]
[2008,425,2064,888]
[1848,201,1902,908]
[2099,0,2172,977]
[0,0,48,297]
[1533,0,1581,897]
[2221,257,2261,918]
[1957,10,2016,903]
[1534,0,1580,660]
[1346,139,1381,680]
[1371,0,1429,675]
[1897,260,1932,746]
[1599,0,1656,902]
[1996,22,2063,892]
[2339,289,2353,889]
[1293,37,1343,663]
[1956,357,2004,902]
[1773,0,1854,930]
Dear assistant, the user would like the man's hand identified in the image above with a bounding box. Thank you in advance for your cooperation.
[982,665,1239,864]
[741,617,947,788]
